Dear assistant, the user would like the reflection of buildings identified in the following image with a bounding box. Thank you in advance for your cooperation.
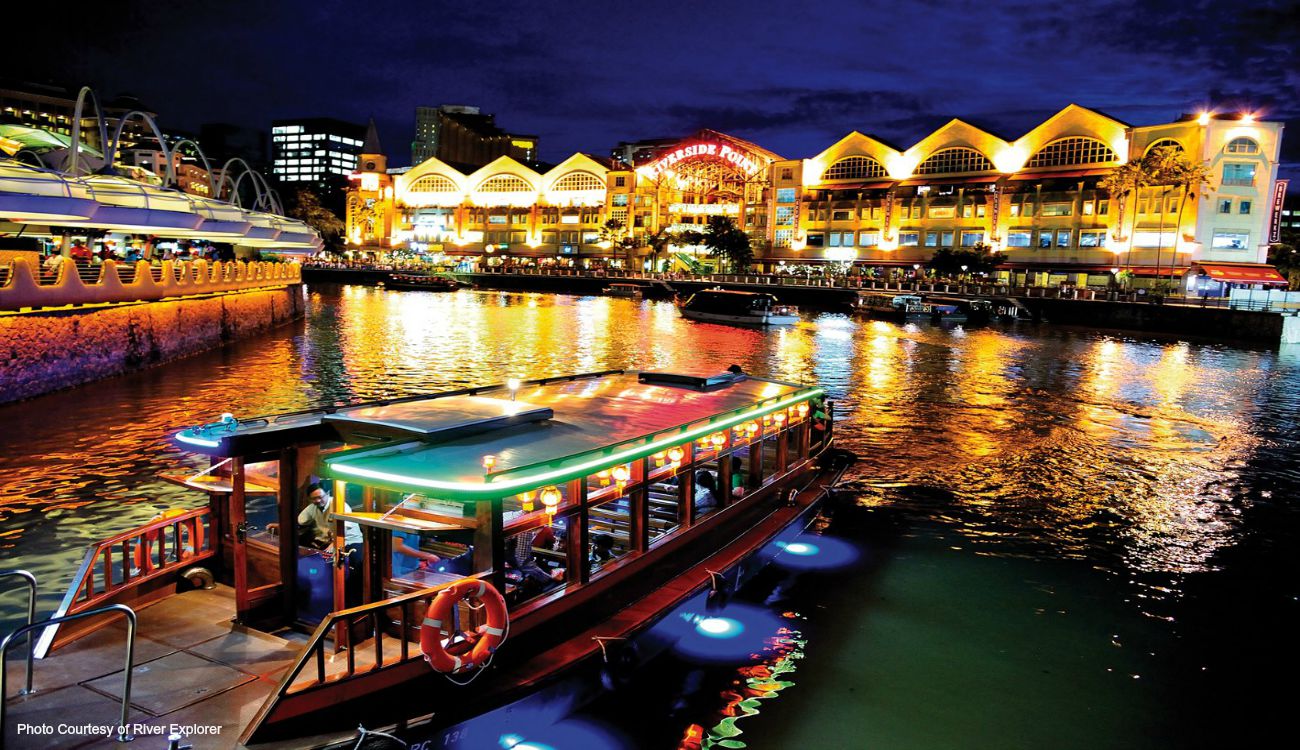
[410,105,537,167]
[348,106,1286,282]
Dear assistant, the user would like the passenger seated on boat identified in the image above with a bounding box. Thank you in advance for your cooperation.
[694,470,719,515]
[298,483,335,549]
[590,533,617,571]
[730,458,749,498]
[504,527,560,602]
[392,530,441,577]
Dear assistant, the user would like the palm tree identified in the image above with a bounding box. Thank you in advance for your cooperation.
[1161,152,1212,290]
[1098,160,1151,271]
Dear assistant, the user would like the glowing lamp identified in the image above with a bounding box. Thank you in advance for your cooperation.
[520,491,534,512]
[612,464,630,495]
[710,432,726,449]
[797,402,809,419]
[667,447,684,463]
[762,414,773,426]
[482,454,496,473]
[652,450,666,467]
[1242,112,1255,124]
[540,486,561,517]
[507,377,521,400]
[597,469,610,486]
[773,412,787,427]
[1197,111,1211,126]
[746,421,759,437]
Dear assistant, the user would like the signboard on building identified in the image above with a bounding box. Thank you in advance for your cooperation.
[1271,179,1289,244]
[638,141,766,181]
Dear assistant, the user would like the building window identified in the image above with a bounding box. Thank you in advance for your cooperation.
[1211,232,1250,249]
[612,193,628,207]
[1239,200,1252,214]
[477,174,532,192]
[552,171,604,192]
[807,233,825,248]
[1037,231,1052,249]
[925,231,939,247]
[1144,138,1184,155]
[408,175,458,193]
[1082,201,1094,216]
[1225,137,1260,154]
[858,231,879,247]
[1041,203,1072,217]
[776,187,796,203]
[823,156,886,180]
[832,209,852,221]
[976,203,986,218]
[941,231,954,247]
[829,231,855,247]
[960,231,984,247]
[614,176,626,187]
[962,204,973,219]
[1222,163,1256,187]
[900,232,920,246]
[1079,230,1106,247]
[1024,137,1118,168]
[929,205,956,219]
[774,229,793,248]
[488,214,507,224]
[1007,230,1032,247]
[1010,204,1021,217]
[1218,199,1232,214]
[775,207,795,225]
[1132,231,1178,247]
[1056,230,1072,247]
[780,167,793,181]
[914,147,994,175]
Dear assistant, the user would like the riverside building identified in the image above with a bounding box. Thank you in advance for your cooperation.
[346,105,1287,286]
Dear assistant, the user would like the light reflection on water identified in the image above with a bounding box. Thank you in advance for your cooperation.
[1,283,1297,745]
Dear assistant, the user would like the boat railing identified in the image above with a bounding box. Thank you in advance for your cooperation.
[267,574,489,702]
[34,506,214,657]
[2,604,137,742]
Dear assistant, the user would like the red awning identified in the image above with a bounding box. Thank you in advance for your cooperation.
[1007,167,1112,181]
[1193,263,1288,285]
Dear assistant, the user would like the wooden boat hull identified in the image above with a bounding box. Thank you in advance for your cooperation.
[243,447,852,747]
[680,309,799,326]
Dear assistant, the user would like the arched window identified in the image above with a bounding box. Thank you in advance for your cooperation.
[823,155,886,180]
[408,175,458,192]
[914,147,994,175]
[476,174,533,193]
[1144,139,1184,155]
[1025,137,1118,168]
[551,171,604,191]
[1225,137,1259,154]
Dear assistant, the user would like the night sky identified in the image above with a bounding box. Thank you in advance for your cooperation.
[10,0,1300,177]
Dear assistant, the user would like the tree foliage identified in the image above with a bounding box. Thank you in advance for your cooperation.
[925,243,999,275]
[290,189,345,249]
[697,216,753,272]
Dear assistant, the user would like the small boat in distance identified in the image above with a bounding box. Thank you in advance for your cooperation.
[385,273,461,292]
[680,289,799,326]
[603,282,643,298]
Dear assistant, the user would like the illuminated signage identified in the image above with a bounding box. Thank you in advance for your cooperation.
[1270,179,1289,244]
[669,203,740,216]
[638,142,765,180]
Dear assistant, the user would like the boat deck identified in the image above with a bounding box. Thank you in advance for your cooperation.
[2,586,398,749]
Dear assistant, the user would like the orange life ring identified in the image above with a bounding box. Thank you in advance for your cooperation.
[133,509,200,571]
[419,578,508,674]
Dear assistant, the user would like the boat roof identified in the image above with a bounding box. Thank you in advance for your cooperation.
[319,371,820,500]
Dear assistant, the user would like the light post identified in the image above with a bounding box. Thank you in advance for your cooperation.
[960,264,968,284]
[1110,266,1121,299]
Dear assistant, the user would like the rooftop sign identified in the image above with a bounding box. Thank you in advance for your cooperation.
[638,141,767,181]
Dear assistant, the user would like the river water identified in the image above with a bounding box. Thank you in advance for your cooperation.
[1,284,1295,748]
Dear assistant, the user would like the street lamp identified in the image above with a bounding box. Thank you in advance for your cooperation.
[960,264,968,282]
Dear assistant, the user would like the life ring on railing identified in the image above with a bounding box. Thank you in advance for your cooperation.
[133,508,201,570]
[419,578,508,674]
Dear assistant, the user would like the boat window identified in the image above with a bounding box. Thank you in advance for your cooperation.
[691,463,722,520]
[587,495,631,575]
[502,515,564,606]
[727,445,755,500]
[646,474,682,543]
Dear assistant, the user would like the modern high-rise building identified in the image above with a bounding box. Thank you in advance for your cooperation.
[0,79,156,155]
[609,137,678,167]
[270,117,366,212]
[409,105,537,168]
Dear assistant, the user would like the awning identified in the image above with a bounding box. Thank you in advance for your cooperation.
[805,180,895,191]
[897,175,1001,187]
[1192,263,1288,285]
[1007,167,1111,181]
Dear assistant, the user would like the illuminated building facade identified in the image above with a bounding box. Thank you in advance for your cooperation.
[348,107,1286,280]
[271,116,365,211]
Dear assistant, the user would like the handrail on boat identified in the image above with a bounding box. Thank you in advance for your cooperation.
[1,604,138,742]
[0,570,37,695]
[34,506,214,658]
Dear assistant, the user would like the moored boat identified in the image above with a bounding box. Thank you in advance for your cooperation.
[602,282,643,298]
[11,369,846,748]
[386,273,461,291]
[680,289,799,326]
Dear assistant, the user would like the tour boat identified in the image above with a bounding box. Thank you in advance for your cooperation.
[602,282,643,298]
[385,273,461,292]
[13,369,848,749]
[679,289,799,326]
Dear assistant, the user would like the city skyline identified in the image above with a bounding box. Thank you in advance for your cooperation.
[8,0,1298,179]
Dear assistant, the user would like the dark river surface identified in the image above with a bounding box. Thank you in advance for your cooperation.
[1,284,1297,749]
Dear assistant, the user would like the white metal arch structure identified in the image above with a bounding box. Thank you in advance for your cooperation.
[67,87,110,177]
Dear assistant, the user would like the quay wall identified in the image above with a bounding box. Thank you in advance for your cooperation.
[0,287,304,404]
[1026,298,1286,342]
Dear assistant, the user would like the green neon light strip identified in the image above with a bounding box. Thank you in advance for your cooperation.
[328,388,823,499]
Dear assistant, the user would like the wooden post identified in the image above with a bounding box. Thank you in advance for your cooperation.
[717,454,733,508]
[476,497,503,593]
[680,467,695,528]
[230,457,249,621]
[277,447,298,625]
[777,431,789,474]
[566,479,589,585]
[748,438,764,488]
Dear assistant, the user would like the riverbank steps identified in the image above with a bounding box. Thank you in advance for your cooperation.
[0,287,304,404]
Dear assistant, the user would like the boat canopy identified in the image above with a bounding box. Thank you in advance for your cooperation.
[319,372,821,500]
